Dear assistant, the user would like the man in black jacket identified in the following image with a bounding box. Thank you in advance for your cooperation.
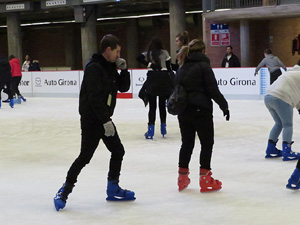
[54,34,135,211]
[221,45,241,68]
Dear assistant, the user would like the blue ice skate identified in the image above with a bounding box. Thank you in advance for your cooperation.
[282,142,300,161]
[265,139,282,158]
[286,168,300,190]
[14,97,21,104]
[161,123,167,138]
[54,183,74,211]
[9,99,14,108]
[106,180,135,201]
[145,125,154,139]
[19,95,26,102]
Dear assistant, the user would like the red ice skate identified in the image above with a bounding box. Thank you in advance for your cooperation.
[200,169,222,193]
[178,167,191,191]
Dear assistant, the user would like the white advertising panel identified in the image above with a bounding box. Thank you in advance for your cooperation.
[131,69,147,98]
[213,68,260,95]
[32,71,80,95]
[19,72,32,94]
[131,68,261,99]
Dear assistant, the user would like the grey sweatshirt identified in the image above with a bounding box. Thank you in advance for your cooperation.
[255,54,287,74]
[266,65,300,110]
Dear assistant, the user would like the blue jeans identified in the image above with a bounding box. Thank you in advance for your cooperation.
[264,95,293,143]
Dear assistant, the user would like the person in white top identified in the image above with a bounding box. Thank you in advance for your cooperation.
[264,61,300,163]
[22,55,31,71]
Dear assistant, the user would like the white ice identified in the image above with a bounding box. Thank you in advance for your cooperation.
[1,97,300,225]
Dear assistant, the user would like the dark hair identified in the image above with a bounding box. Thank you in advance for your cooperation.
[9,55,15,60]
[147,37,164,67]
[227,45,233,50]
[99,34,120,53]
[297,59,300,66]
[176,31,189,46]
[264,48,272,54]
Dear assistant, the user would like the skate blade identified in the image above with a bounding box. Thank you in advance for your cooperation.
[286,184,300,190]
[106,196,136,201]
[145,136,153,139]
[265,154,282,158]
[200,187,222,193]
[282,157,300,161]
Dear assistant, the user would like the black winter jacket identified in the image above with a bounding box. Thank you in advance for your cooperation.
[221,53,241,67]
[79,53,130,124]
[176,52,228,113]
[0,57,12,82]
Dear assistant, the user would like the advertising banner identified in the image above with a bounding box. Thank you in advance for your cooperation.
[131,69,147,98]
[32,71,80,96]
[213,68,260,95]
[19,72,32,94]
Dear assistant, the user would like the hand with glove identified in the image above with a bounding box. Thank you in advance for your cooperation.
[116,58,127,70]
[103,121,115,137]
[223,109,230,121]
[298,109,300,115]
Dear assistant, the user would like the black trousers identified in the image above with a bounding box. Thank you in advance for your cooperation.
[148,94,168,125]
[0,79,13,99]
[11,76,22,96]
[66,117,125,185]
[270,69,282,84]
[178,106,214,170]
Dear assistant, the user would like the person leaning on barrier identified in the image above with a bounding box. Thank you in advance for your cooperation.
[221,45,240,68]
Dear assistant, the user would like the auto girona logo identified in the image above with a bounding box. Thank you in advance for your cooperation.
[35,77,42,87]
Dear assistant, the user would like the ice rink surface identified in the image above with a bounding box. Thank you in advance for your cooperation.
[1,97,300,225]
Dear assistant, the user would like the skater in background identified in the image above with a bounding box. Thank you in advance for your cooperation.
[254,48,287,84]
[7,55,26,103]
[221,45,240,68]
[136,37,173,139]
[0,55,14,108]
[29,59,41,71]
[264,60,300,162]
[172,31,189,71]
[22,54,31,72]
[54,34,135,212]
[175,39,229,192]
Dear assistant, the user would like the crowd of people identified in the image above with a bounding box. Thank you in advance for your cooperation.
[53,32,230,212]
[1,31,299,212]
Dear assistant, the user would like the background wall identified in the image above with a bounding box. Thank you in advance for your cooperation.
[205,17,300,68]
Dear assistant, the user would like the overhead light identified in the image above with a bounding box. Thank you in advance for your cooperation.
[0,10,203,28]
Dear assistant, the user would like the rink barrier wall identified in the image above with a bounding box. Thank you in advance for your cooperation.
[17,68,278,100]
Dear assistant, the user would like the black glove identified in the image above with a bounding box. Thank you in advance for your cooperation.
[223,109,230,121]
[298,109,300,115]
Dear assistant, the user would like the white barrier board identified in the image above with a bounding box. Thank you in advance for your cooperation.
[32,71,80,94]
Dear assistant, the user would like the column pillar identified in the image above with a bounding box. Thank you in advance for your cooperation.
[169,0,186,63]
[240,19,250,67]
[126,19,139,69]
[65,25,75,70]
[6,12,22,60]
[81,5,97,67]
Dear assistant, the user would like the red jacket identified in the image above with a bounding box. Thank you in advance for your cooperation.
[9,58,22,77]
